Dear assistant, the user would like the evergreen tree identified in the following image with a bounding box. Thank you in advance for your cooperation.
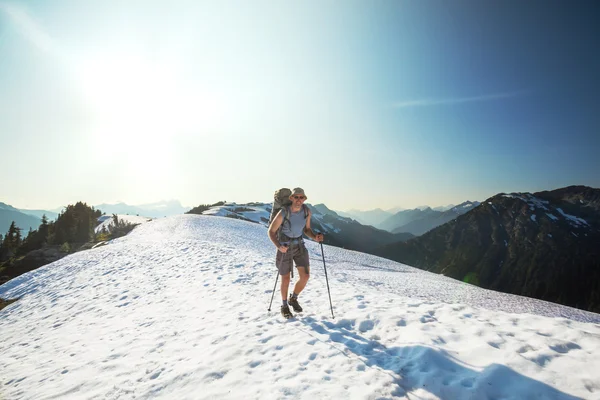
[39,214,49,245]
[15,226,22,249]
[48,202,101,245]
[2,222,19,258]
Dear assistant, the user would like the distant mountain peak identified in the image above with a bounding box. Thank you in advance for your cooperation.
[0,202,19,212]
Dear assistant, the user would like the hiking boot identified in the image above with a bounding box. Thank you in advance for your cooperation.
[288,295,303,313]
[281,304,294,319]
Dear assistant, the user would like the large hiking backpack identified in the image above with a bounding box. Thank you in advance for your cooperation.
[269,188,292,226]
[269,188,309,238]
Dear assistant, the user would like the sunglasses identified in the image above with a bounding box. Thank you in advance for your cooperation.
[293,195,306,200]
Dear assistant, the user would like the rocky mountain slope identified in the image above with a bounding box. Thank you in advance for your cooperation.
[374,186,600,313]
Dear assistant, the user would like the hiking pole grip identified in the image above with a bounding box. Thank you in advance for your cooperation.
[320,241,334,319]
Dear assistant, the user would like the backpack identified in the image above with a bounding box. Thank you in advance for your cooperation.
[269,188,309,240]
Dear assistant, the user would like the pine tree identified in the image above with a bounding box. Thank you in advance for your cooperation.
[15,227,22,248]
[39,214,49,245]
[2,222,19,257]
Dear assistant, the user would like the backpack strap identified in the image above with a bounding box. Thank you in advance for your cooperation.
[277,206,291,243]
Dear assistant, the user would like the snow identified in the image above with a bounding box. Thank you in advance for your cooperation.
[94,214,152,234]
[502,194,590,230]
[204,204,270,225]
[1,215,599,400]
[546,213,559,221]
[503,194,550,211]
[97,215,112,223]
[548,234,553,238]
[556,208,589,227]
[530,214,537,223]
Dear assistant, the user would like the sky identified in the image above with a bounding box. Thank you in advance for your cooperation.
[1,0,599,211]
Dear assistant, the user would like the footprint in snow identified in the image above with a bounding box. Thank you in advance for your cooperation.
[149,369,163,380]
[517,345,536,354]
[204,371,227,382]
[358,320,375,332]
[549,342,581,354]
[461,377,475,388]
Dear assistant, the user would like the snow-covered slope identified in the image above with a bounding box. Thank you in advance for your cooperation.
[1,215,599,399]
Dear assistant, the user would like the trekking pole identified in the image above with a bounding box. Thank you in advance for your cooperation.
[267,272,279,312]
[319,241,335,319]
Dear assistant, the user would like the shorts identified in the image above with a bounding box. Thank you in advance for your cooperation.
[275,242,310,276]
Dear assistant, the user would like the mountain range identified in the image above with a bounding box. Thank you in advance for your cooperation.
[390,201,481,236]
[374,186,600,313]
[0,203,43,235]
[374,201,479,235]
[93,200,190,218]
[3,185,599,314]
[1,200,191,237]
[336,208,397,227]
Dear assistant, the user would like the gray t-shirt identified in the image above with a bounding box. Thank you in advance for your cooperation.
[279,206,307,239]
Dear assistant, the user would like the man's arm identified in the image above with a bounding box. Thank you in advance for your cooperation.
[303,209,323,241]
[268,210,284,248]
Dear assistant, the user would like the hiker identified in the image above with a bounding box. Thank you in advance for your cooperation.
[268,188,324,318]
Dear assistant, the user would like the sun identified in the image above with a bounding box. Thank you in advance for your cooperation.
[76,54,179,143]
[73,51,228,184]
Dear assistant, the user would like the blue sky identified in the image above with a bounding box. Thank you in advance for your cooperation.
[0,1,598,211]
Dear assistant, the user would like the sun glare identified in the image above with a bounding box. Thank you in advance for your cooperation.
[74,52,228,182]
[76,53,226,145]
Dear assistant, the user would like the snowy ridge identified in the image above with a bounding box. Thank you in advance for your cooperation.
[1,215,599,399]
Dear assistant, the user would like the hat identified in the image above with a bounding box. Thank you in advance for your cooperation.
[290,187,307,199]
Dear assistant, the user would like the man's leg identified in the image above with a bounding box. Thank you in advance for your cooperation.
[281,272,291,302]
[292,266,310,296]
[292,244,311,296]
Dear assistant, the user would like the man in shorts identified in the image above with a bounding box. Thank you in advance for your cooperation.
[268,188,324,318]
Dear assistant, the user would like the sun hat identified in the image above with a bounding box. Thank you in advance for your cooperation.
[290,187,307,199]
